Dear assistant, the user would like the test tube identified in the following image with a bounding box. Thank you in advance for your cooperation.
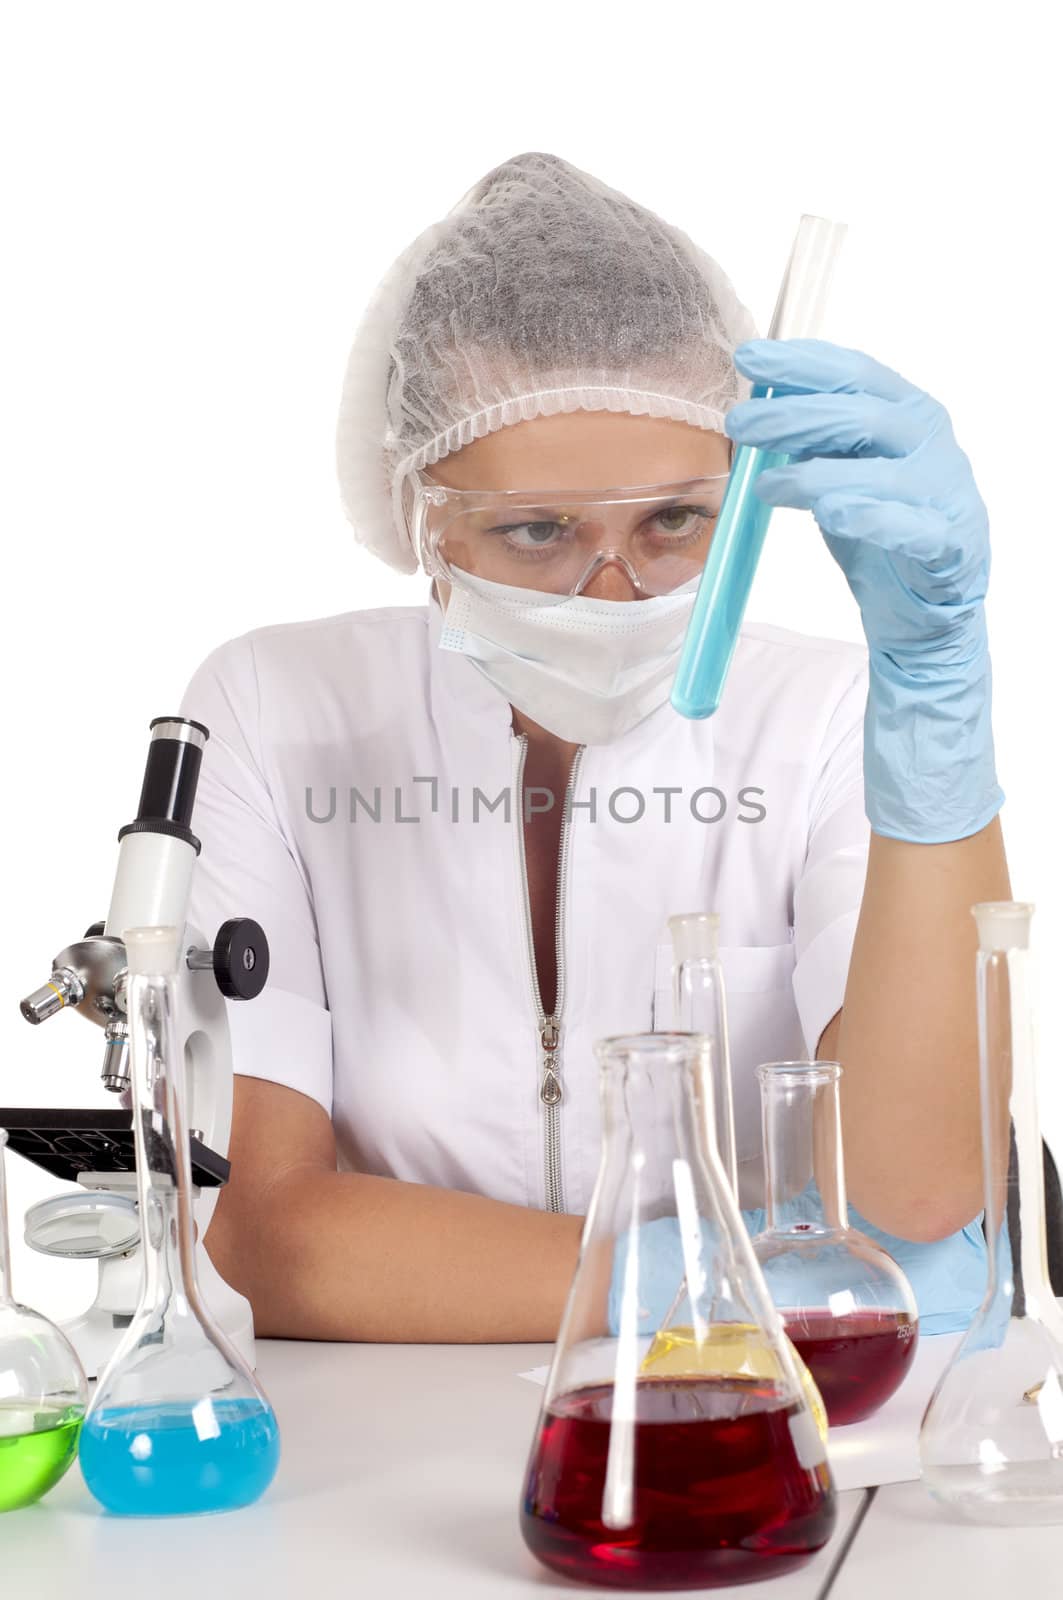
[671,215,847,720]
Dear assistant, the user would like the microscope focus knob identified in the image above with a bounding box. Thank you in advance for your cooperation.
[206,918,270,1001]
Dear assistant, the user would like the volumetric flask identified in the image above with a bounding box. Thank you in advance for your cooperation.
[80,926,280,1516]
[520,1032,835,1590]
[920,903,1063,1524]
[671,214,847,720]
[0,1129,88,1512]
[669,913,737,1195]
[753,1062,918,1426]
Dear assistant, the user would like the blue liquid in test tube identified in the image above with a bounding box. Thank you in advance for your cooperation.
[671,215,847,721]
[671,383,788,720]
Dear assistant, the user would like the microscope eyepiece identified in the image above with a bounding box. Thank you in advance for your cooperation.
[116,716,209,855]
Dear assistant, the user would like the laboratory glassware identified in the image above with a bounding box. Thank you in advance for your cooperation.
[753,1061,918,1426]
[671,214,847,720]
[0,1129,88,1512]
[920,902,1063,1524]
[79,925,280,1516]
[520,1032,835,1590]
[656,923,827,1436]
[668,912,737,1195]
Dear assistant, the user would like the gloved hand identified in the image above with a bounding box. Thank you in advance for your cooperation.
[724,338,1004,844]
[741,1204,988,1338]
[609,1207,988,1338]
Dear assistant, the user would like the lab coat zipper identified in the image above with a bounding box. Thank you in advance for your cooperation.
[513,734,585,1214]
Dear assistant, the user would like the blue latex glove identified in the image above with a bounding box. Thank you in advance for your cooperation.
[609,1208,987,1340]
[724,338,1004,845]
[741,1204,988,1338]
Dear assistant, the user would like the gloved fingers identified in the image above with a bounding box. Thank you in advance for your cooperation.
[815,491,959,564]
[757,462,974,565]
[725,389,937,459]
[756,455,910,510]
[734,338,924,404]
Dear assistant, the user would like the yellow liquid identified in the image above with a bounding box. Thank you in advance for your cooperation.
[639,1323,829,1442]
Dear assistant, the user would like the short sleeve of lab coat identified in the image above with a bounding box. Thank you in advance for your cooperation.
[177,636,333,1116]
[791,663,871,1056]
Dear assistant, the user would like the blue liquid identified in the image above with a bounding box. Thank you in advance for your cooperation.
[671,384,789,719]
[79,1399,279,1516]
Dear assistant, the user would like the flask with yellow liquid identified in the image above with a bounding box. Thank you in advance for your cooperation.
[640,1322,828,1442]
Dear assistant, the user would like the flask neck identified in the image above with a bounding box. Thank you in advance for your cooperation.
[590,1032,784,1354]
[0,1131,14,1308]
[602,1049,704,1196]
[127,968,202,1316]
[672,957,737,1194]
[139,1185,188,1312]
[979,944,1055,1318]
[597,1033,734,1213]
[759,1063,848,1235]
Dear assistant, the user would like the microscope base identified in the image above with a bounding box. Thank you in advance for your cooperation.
[62,1244,257,1379]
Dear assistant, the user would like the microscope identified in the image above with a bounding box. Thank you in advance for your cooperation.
[6,716,269,1377]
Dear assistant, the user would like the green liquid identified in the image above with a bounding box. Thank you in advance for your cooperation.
[0,1405,84,1511]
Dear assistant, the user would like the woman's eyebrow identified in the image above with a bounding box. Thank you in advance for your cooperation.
[482,503,569,521]
[473,480,721,517]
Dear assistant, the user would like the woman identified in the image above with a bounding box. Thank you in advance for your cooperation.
[180,152,1007,1343]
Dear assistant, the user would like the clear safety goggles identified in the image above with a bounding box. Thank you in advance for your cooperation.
[408,472,731,602]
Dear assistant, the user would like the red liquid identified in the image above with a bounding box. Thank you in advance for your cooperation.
[784,1308,918,1426]
[520,1377,835,1591]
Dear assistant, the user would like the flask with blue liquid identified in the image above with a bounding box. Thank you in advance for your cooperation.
[79,925,279,1516]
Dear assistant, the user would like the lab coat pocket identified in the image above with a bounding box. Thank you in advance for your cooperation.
[652,939,802,1165]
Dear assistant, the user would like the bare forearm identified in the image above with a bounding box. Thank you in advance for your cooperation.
[206,1165,584,1343]
[832,815,1010,1241]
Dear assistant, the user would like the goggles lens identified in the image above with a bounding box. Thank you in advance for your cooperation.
[413,476,729,600]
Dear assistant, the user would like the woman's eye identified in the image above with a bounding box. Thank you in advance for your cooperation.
[490,520,565,550]
[650,504,713,537]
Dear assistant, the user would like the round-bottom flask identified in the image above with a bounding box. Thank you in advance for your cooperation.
[920,903,1063,1524]
[80,926,279,1516]
[752,1062,919,1426]
[0,1131,88,1512]
[520,1033,835,1590]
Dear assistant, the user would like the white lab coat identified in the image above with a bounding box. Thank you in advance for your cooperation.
[178,594,870,1215]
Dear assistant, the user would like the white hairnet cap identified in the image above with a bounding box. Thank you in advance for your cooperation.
[336,151,757,574]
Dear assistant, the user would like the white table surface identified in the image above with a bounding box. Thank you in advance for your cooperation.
[1,1339,867,1600]
[834,1480,1063,1599]
[6,1339,1060,1599]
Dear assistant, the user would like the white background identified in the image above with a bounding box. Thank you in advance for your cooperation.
[1,1,1059,1318]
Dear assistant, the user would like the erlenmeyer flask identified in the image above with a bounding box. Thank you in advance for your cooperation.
[0,1130,88,1511]
[655,919,827,1440]
[752,1061,918,1426]
[669,913,737,1194]
[520,1032,835,1590]
[80,926,280,1516]
[920,902,1063,1523]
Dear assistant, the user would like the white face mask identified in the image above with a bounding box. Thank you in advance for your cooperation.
[437,571,698,745]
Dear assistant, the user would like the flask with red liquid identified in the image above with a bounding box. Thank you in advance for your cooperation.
[752,1061,919,1427]
[520,1032,836,1591]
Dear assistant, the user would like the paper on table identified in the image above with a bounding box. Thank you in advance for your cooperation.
[517,1332,963,1493]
